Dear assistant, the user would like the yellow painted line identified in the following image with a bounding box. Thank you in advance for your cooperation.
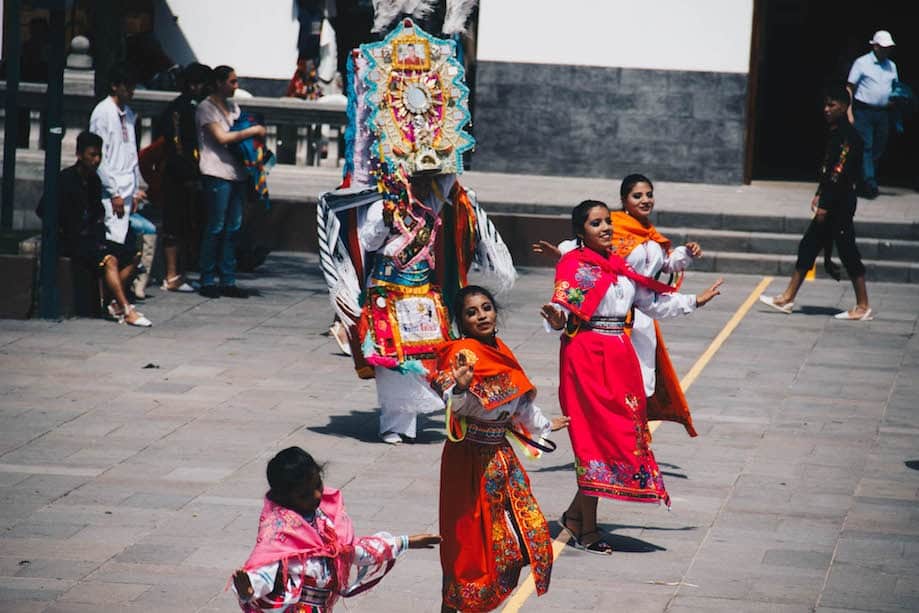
[674,275,773,394]
[500,276,773,613]
[806,263,816,281]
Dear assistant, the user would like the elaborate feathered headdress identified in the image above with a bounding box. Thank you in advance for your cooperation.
[345,18,475,181]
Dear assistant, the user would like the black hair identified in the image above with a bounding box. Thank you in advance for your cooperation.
[571,199,610,241]
[453,285,500,336]
[212,65,235,85]
[266,447,322,497]
[76,130,103,153]
[823,82,850,106]
[107,62,136,90]
[619,173,654,201]
[182,62,212,89]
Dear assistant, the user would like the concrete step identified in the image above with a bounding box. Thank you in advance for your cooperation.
[659,227,919,263]
[692,250,919,284]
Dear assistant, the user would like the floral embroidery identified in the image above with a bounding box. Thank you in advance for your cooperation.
[564,287,585,306]
[625,393,640,412]
[574,263,601,289]
[574,457,668,504]
[444,447,552,610]
[470,372,519,408]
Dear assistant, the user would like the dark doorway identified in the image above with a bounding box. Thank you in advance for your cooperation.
[751,0,918,188]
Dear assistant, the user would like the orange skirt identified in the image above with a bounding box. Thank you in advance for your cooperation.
[439,436,553,612]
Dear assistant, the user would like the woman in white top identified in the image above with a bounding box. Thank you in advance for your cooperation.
[541,200,721,553]
[195,65,266,297]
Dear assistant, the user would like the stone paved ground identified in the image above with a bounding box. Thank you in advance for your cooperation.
[1,255,917,612]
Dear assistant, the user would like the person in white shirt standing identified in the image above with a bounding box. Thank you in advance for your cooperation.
[89,63,157,299]
[847,30,898,200]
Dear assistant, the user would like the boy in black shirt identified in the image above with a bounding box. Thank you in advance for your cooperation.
[760,83,872,320]
[39,131,152,326]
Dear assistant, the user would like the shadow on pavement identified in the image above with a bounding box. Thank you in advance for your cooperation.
[531,462,575,473]
[797,305,845,316]
[548,524,670,553]
[307,410,447,444]
[307,410,381,443]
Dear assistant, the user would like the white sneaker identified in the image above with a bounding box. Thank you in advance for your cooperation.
[380,431,402,445]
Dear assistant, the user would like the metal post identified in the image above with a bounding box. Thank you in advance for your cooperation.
[38,1,66,319]
[1,0,22,229]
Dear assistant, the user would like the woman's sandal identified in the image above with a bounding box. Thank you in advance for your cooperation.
[575,530,613,556]
[557,511,581,541]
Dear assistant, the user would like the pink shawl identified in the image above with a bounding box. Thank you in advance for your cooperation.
[241,488,355,601]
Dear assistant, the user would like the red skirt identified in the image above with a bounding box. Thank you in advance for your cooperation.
[559,330,670,506]
[439,432,553,612]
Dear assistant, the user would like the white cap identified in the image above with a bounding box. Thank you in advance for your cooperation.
[870,30,895,47]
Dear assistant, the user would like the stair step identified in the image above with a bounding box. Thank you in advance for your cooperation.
[658,227,919,262]
[695,250,919,283]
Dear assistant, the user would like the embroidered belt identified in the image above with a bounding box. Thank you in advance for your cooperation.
[299,585,332,606]
[465,419,509,445]
[371,255,432,287]
[583,316,626,335]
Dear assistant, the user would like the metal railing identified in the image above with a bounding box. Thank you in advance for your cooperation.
[0,76,348,167]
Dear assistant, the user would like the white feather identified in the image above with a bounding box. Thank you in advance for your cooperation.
[317,195,363,326]
[442,0,478,35]
[371,0,405,33]
[406,0,436,20]
[467,189,517,295]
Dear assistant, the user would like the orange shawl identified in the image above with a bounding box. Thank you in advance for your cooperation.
[432,337,535,413]
[611,210,672,258]
[610,211,697,437]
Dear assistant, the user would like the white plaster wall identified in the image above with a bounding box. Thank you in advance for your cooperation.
[477,0,755,74]
[154,0,300,79]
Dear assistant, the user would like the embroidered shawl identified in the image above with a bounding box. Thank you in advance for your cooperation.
[240,488,355,602]
[552,247,675,322]
[432,337,535,413]
[610,210,672,258]
[230,112,275,207]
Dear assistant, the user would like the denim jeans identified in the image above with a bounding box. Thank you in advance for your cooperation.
[853,107,889,190]
[129,212,157,235]
[199,175,246,287]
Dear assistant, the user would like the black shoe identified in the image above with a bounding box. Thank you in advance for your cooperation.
[220,285,249,299]
[198,285,221,299]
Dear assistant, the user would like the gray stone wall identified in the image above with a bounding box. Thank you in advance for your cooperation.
[471,61,748,184]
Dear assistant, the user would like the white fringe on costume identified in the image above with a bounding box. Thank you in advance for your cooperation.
[442,0,479,35]
[372,0,437,33]
[466,189,517,295]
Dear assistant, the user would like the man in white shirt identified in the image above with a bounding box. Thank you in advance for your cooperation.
[847,30,898,199]
[89,63,156,299]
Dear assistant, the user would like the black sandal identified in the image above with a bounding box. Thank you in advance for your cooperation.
[557,511,581,541]
[575,530,613,556]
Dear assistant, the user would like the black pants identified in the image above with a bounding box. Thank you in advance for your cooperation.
[795,193,866,278]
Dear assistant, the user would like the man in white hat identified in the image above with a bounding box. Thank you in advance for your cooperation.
[846,30,898,199]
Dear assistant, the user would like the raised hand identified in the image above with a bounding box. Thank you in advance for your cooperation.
[685,241,703,258]
[540,304,566,331]
[233,569,254,599]
[695,277,724,307]
[531,240,561,259]
[408,533,442,549]
[550,415,571,431]
[452,353,475,392]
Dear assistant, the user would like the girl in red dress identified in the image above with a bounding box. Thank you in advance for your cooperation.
[541,201,722,554]
[434,286,569,612]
